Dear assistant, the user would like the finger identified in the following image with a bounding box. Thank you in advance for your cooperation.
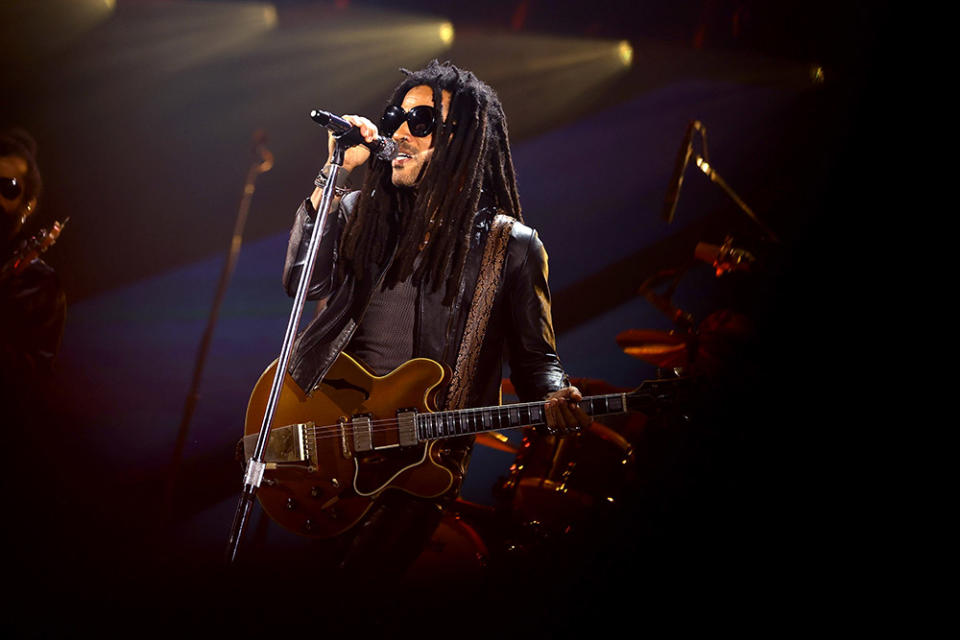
[555,399,578,431]
[544,399,555,426]
[343,115,379,142]
[544,399,559,431]
[573,405,592,428]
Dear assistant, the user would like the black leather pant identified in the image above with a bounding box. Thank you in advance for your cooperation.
[336,491,444,578]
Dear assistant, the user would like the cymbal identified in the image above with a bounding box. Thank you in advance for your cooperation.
[615,329,689,368]
[475,432,519,454]
[616,311,752,369]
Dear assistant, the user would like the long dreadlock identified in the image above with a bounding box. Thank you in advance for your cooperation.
[337,60,523,305]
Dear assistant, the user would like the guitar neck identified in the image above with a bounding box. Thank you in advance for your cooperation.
[415,393,628,441]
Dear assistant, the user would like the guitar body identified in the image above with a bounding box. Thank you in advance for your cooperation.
[244,354,457,539]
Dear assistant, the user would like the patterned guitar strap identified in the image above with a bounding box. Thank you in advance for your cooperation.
[444,213,515,412]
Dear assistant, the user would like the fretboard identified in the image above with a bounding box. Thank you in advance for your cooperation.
[415,393,628,441]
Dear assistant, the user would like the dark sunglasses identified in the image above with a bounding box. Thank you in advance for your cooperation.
[1,177,22,200]
[379,104,437,138]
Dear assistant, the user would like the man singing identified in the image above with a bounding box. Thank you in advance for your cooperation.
[281,60,588,574]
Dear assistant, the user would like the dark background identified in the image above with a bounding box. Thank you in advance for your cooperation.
[1,0,889,630]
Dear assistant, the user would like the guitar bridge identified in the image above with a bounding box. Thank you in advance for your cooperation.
[242,423,313,465]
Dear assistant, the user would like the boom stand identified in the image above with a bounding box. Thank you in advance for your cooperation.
[225,139,348,564]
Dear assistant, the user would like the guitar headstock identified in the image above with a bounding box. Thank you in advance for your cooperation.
[2,218,68,280]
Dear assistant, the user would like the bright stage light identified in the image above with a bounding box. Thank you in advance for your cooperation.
[263,5,278,29]
[618,40,633,67]
[439,21,455,46]
[810,65,825,84]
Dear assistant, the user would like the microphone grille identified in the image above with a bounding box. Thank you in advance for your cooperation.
[377,138,398,161]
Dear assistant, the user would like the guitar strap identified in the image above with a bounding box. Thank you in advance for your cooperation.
[444,213,515,411]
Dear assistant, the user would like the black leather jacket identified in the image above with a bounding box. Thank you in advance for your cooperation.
[282,191,568,409]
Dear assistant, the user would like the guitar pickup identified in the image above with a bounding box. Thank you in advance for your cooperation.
[242,423,313,464]
[352,414,373,453]
[396,409,418,447]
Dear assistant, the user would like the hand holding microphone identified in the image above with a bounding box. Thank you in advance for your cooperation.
[310,109,398,172]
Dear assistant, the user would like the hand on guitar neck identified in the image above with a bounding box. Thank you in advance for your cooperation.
[542,386,592,434]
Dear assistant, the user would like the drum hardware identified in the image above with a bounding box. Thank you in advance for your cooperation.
[493,420,636,536]
[695,235,756,277]
[475,432,519,454]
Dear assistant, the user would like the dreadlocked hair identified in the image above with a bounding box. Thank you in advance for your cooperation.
[337,59,523,305]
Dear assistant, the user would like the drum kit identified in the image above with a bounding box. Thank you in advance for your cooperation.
[413,236,761,573]
[411,120,776,574]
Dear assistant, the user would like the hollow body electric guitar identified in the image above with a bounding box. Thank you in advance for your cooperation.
[243,352,687,539]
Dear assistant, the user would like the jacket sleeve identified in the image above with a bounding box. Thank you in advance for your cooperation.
[505,229,570,402]
[0,261,66,381]
[281,192,356,300]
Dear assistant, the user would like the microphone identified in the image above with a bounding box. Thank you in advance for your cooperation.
[661,120,701,224]
[310,109,398,161]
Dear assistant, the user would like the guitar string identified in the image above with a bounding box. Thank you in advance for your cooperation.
[296,395,617,438]
[305,420,535,444]
[250,395,620,444]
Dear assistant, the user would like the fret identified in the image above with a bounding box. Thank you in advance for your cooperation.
[607,394,623,413]
[529,404,543,424]
[423,391,640,441]
[583,397,595,415]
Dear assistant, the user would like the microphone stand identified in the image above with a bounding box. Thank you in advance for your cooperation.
[694,155,780,243]
[662,120,779,244]
[165,133,272,523]
[225,137,349,564]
